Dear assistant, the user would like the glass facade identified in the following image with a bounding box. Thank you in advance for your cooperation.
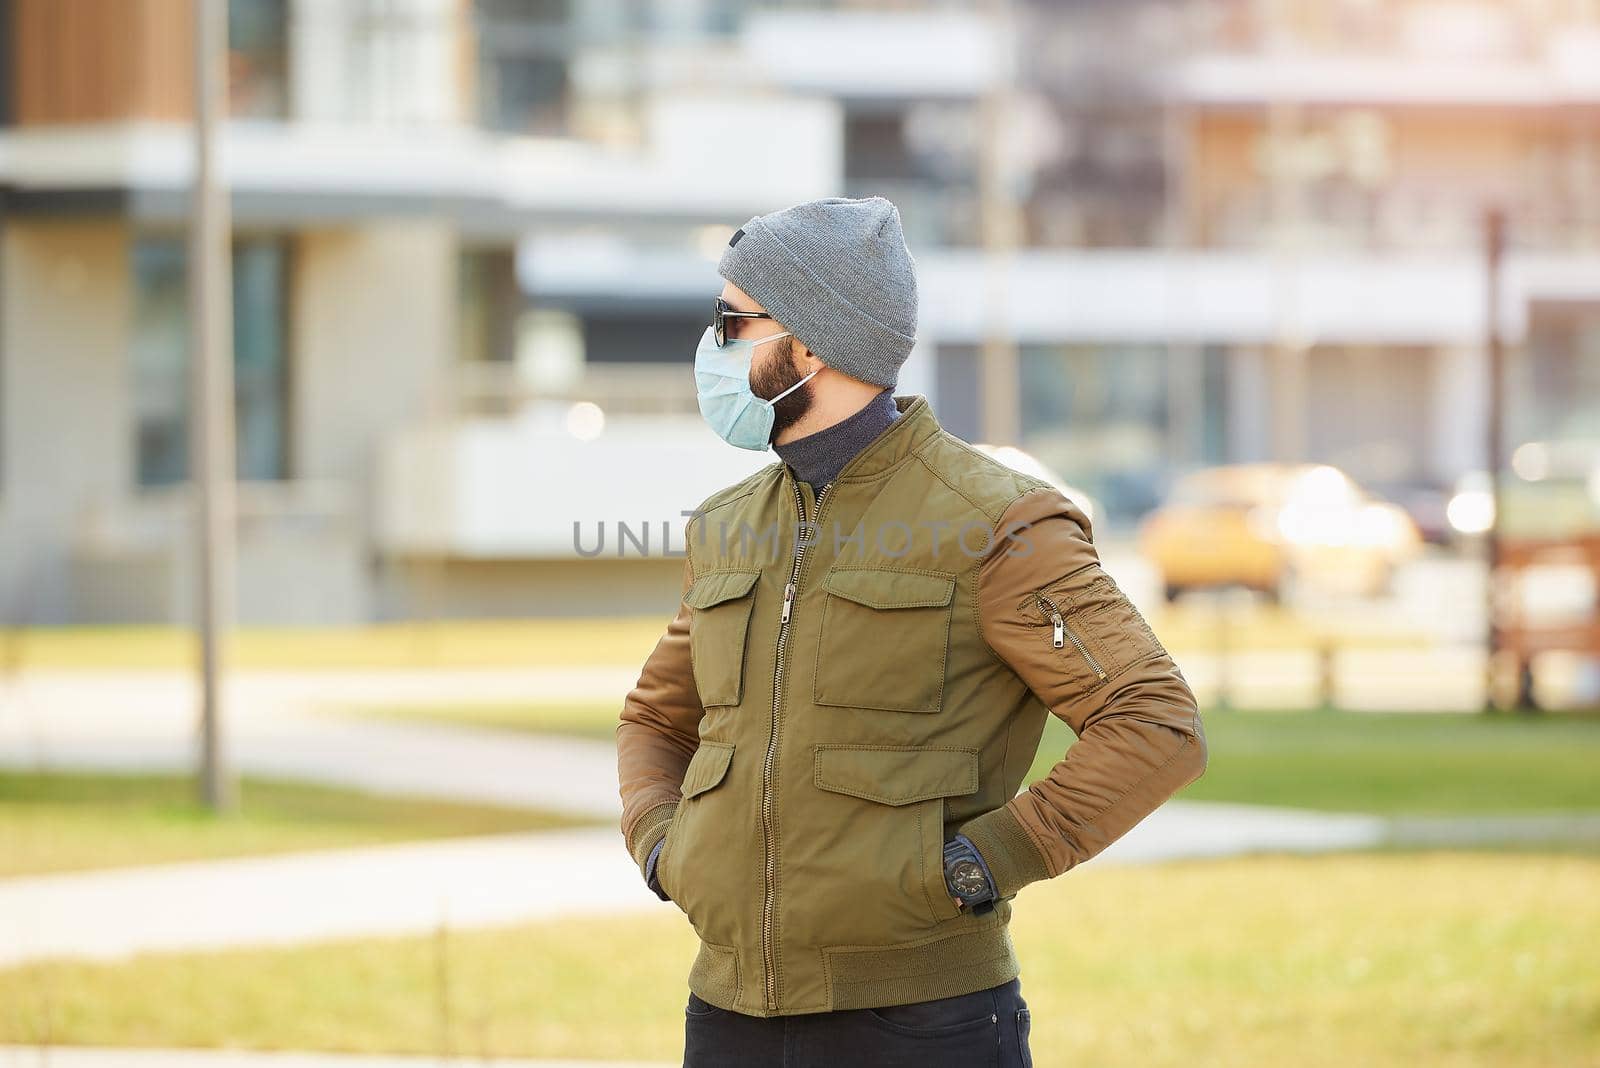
[229,0,289,119]
[1018,343,1172,525]
[1523,302,1600,445]
[458,246,520,364]
[473,0,574,135]
[131,236,290,486]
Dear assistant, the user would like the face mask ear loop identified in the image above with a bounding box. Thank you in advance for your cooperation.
[744,330,792,352]
[766,364,822,406]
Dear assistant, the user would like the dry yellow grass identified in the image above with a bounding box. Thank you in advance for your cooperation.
[1,603,1423,673]
[4,850,1594,1066]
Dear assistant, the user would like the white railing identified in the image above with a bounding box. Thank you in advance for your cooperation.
[446,361,700,419]
[75,479,360,553]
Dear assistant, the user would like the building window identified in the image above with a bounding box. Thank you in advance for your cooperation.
[473,0,572,135]
[580,310,704,365]
[229,0,289,119]
[1019,344,1171,525]
[458,246,520,363]
[1524,301,1600,444]
[131,236,290,486]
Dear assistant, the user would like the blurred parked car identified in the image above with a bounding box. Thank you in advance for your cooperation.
[971,443,1101,532]
[1137,462,1423,602]
[1363,477,1456,546]
[1446,438,1600,542]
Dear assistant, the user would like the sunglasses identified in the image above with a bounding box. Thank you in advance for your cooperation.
[713,296,776,347]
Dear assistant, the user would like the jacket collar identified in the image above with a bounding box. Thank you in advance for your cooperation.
[793,393,941,484]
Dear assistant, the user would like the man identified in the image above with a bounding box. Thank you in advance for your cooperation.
[615,196,1207,1067]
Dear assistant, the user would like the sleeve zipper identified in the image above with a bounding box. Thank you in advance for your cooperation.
[1033,590,1108,682]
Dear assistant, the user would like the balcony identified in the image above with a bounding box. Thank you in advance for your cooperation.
[66,480,367,625]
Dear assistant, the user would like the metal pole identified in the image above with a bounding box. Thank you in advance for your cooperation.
[1265,95,1307,462]
[191,0,238,811]
[1483,205,1506,713]
[1162,95,1202,471]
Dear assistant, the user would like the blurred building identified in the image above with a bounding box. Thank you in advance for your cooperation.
[0,0,832,623]
[1169,0,1600,511]
[2,0,1598,624]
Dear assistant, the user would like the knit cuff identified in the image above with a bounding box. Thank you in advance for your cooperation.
[955,803,1052,901]
[627,800,678,882]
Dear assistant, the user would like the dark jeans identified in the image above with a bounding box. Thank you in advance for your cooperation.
[683,976,1032,1068]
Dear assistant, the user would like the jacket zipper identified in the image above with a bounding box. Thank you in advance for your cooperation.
[1033,590,1108,681]
[763,476,830,1011]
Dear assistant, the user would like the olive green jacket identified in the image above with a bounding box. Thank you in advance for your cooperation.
[616,394,1207,1017]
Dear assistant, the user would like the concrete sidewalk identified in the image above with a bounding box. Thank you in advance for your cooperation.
[0,801,1392,967]
[0,1048,671,1068]
[0,658,1491,830]
[0,827,657,966]
[0,669,630,818]
[0,665,1398,970]
[4,666,1587,972]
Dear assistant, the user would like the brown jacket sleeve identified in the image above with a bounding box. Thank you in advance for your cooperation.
[616,553,703,880]
[955,485,1208,899]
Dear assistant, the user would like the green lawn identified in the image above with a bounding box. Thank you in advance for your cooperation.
[4,850,1594,1067]
[1156,708,1600,815]
[336,702,1600,817]
[0,772,602,877]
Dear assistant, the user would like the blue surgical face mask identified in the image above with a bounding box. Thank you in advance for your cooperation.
[694,324,821,451]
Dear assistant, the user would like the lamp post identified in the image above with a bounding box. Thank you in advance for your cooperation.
[1481,205,1532,713]
[190,0,238,811]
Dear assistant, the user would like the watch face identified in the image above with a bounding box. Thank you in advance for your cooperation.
[949,859,987,896]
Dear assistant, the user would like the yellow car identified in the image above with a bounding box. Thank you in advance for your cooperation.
[1137,462,1423,602]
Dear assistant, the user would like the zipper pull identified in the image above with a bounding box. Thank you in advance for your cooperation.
[1035,592,1066,648]
[781,580,796,624]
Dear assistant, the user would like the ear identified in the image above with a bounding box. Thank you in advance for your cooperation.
[795,339,822,371]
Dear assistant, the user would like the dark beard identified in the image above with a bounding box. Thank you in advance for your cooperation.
[750,336,814,438]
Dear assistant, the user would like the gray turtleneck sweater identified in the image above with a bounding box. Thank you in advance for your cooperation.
[772,387,901,489]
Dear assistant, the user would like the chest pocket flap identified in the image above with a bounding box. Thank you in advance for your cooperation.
[685,568,761,609]
[814,567,957,714]
[814,744,979,805]
[684,568,762,708]
[821,568,955,609]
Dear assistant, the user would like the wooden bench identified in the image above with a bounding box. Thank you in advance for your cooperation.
[1494,533,1600,709]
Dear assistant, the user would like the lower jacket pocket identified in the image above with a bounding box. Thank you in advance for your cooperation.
[786,744,981,943]
[657,741,735,924]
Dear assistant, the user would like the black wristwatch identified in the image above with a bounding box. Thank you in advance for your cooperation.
[942,834,997,914]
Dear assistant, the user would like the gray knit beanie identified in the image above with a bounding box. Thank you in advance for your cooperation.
[717,195,918,389]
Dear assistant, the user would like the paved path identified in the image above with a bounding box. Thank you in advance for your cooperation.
[0,827,650,966]
[0,652,1508,830]
[0,800,1397,968]
[3,667,1594,971]
[0,1048,671,1068]
[0,669,632,818]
